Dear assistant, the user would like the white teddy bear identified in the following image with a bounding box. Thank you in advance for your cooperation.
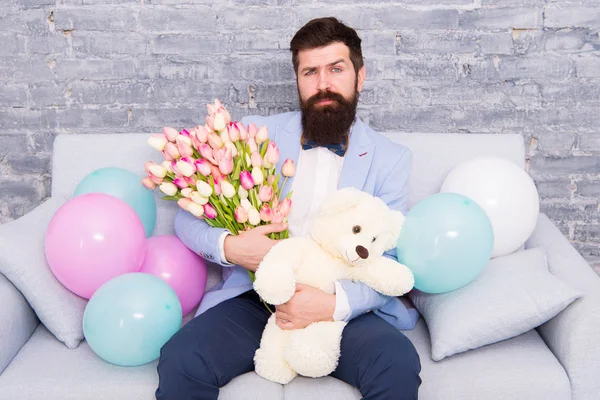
[252,187,415,384]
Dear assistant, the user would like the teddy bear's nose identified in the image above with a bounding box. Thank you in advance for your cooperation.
[356,245,369,259]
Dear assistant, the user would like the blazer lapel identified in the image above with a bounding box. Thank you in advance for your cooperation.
[338,118,375,191]
[275,113,302,199]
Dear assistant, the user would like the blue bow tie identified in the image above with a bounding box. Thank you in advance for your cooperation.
[301,140,347,157]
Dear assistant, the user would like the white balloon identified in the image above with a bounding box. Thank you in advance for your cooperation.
[440,157,540,258]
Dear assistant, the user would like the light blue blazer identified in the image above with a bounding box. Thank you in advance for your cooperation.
[174,111,419,330]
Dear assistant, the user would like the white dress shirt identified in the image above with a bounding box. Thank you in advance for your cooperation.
[219,146,351,321]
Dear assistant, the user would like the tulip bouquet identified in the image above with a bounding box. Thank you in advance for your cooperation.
[142,99,295,244]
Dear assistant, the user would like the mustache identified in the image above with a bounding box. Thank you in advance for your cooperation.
[304,90,346,109]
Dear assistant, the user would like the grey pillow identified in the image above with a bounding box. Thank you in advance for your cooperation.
[0,197,87,349]
[409,247,582,361]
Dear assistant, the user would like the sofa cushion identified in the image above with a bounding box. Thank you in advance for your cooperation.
[0,320,570,400]
[409,247,582,361]
[0,196,87,349]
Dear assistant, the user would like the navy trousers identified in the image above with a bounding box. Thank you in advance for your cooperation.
[155,290,421,400]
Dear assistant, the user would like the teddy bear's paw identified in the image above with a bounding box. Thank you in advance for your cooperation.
[254,348,297,384]
[284,321,346,378]
[253,270,296,305]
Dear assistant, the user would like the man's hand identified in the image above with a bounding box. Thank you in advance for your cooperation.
[275,284,336,330]
[223,223,288,272]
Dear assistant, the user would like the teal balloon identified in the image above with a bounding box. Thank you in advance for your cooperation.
[83,273,182,367]
[396,193,494,294]
[75,167,156,237]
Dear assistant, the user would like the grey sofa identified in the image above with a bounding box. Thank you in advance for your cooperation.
[1,131,599,400]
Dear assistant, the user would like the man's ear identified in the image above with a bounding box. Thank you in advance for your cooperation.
[357,65,366,93]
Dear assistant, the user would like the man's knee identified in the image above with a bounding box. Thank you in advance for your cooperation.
[156,331,218,395]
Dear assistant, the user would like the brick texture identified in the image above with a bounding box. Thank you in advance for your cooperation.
[1,0,599,269]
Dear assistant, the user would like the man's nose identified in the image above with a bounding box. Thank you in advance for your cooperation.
[317,72,330,91]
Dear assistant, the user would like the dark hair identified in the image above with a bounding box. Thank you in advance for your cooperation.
[290,17,364,75]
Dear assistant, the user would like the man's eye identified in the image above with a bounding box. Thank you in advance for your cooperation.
[305,70,316,76]
[332,67,342,73]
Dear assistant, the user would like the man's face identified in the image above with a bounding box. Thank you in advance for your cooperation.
[296,42,365,108]
[296,42,366,145]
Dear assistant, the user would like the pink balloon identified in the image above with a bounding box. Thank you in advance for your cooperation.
[45,193,146,299]
[140,236,207,316]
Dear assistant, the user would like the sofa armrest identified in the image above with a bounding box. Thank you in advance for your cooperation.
[525,213,600,400]
[0,272,39,375]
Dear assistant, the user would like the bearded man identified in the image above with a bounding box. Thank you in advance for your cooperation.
[156,17,422,400]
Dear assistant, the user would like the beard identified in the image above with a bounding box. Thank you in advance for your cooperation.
[299,86,359,146]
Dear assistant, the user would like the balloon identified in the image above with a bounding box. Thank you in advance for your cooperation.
[83,273,182,367]
[140,236,207,316]
[44,193,147,299]
[396,193,494,294]
[74,167,157,237]
[440,157,539,258]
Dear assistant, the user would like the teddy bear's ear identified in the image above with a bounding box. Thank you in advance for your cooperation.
[381,210,406,249]
[318,187,372,217]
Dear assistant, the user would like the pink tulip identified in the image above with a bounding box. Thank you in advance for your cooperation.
[221,180,236,198]
[267,175,276,185]
[238,186,248,199]
[148,134,168,151]
[199,143,217,164]
[256,126,268,144]
[191,191,209,205]
[237,122,248,140]
[162,149,174,162]
[195,125,209,143]
[164,142,180,160]
[248,207,260,225]
[278,198,292,217]
[206,115,215,131]
[173,177,189,189]
[227,122,241,142]
[148,173,163,185]
[161,160,173,173]
[195,158,212,176]
[272,196,279,210]
[187,202,205,218]
[174,157,197,177]
[272,210,284,224]
[240,170,255,190]
[218,149,234,176]
[180,128,191,138]
[163,127,179,142]
[212,176,222,196]
[251,151,263,168]
[246,137,258,153]
[210,164,223,182]
[144,162,167,179]
[234,205,248,224]
[181,187,193,198]
[282,159,295,177]
[176,138,194,158]
[225,141,238,158]
[259,203,274,222]
[159,182,178,196]
[195,180,213,198]
[258,185,273,202]
[204,203,218,219]
[251,167,264,185]
[142,177,157,189]
[214,112,226,132]
[208,132,224,149]
[248,123,258,138]
[184,176,196,187]
[207,101,217,116]
[265,142,280,165]
[177,197,192,211]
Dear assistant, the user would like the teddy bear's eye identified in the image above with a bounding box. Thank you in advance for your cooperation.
[371,237,376,243]
[352,225,361,234]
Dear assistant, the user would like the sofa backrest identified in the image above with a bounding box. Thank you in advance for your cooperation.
[51,132,525,236]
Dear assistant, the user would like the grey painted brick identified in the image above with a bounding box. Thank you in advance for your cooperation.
[483,0,545,5]
[231,0,295,5]
[459,7,541,30]
[535,132,577,153]
[5,154,52,175]
[232,31,293,52]
[131,107,206,131]
[223,57,296,81]
[220,7,297,30]
[29,33,70,55]
[0,179,39,200]
[478,32,514,55]
[538,106,600,132]
[18,0,56,7]
[147,0,221,4]
[542,82,600,105]
[579,133,600,151]
[0,9,49,34]
[543,28,599,53]
[365,56,458,81]
[149,80,231,105]
[428,83,541,108]
[576,179,600,198]
[530,155,600,175]
[359,31,397,56]
[138,7,217,32]
[535,178,573,199]
[53,8,137,32]
[0,85,28,107]
[545,5,600,28]
[72,33,149,56]
[54,59,137,80]
[573,243,600,268]
[54,107,132,129]
[30,82,68,107]
[574,224,600,242]
[0,109,47,130]
[298,7,460,31]
[541,200,599,223]
[233,83,298,105]
[480,55,575,81]
[0,33,26,54]
[0,134,29,156]
[152,34,230,56]
[575,55,600,78]
[70,81,151,104]
[396,31,479,54]
[0,57,56,83]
